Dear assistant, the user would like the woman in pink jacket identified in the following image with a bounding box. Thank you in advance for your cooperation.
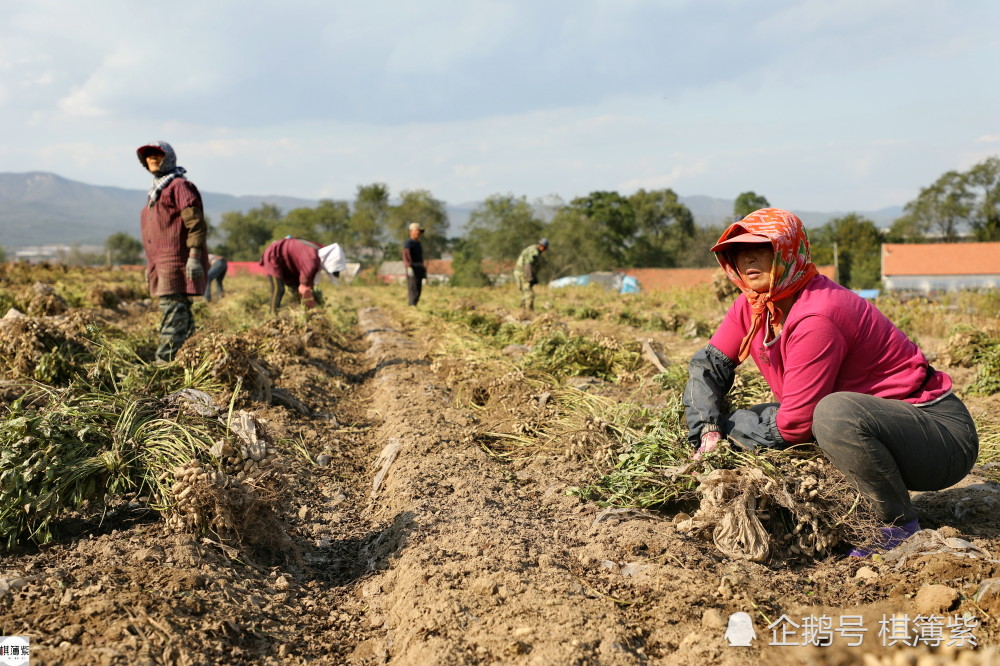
[683,208,979,556]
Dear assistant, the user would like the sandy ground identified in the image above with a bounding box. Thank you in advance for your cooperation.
[1,299,999,665]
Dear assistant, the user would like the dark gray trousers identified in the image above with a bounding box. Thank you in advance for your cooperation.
[812,392,978,523]
[407,266,426,306]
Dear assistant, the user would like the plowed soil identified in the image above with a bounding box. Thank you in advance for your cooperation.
[2,288,1000,666]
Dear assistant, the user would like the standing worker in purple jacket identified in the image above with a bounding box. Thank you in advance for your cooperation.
[136,141,209,362]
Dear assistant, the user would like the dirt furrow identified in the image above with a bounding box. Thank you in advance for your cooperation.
[348,306,708,664]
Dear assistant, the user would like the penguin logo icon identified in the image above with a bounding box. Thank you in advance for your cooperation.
[724,612,757,647]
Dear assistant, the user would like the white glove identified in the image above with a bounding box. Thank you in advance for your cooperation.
[185,256,204,281]
[693,430,722,461]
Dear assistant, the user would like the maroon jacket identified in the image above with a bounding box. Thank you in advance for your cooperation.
[259,238,322,287]
[140,178,209,297]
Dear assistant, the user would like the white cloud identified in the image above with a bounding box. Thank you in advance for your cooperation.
[0,0,998,215]
[57,88,107,117]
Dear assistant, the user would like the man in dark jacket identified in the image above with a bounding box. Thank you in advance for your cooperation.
[137,141,209,362]
[402,222,426,306]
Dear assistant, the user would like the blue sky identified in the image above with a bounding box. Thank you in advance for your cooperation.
[2,0,999,212]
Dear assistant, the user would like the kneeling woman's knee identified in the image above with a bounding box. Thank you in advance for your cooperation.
[812,393,859,443]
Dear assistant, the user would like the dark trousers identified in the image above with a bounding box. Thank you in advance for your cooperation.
[268,276,286,313]
[204,260,227,301]
[812,392,978,523]
[407,266,426,306]
[157,294,194,362]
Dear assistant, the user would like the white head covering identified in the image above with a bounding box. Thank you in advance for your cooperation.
[318,243,347,275]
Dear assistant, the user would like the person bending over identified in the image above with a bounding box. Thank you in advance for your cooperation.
[259,237,343,314]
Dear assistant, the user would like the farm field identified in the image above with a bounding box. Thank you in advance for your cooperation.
[1,265,1000,665]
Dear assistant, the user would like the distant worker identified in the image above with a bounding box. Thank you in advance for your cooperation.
[513,238,549,311]
[259,237,345,314]
[136,140,208,362]
[402,222,426,306]
[204,254,228,301]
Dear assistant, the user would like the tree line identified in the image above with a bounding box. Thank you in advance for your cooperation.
[98,156,1000,290]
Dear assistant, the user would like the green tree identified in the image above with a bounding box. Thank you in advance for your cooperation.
[901,170,972,242]
[811,214,883,288]
[0,246,6,263]
[349,183,391,263]
[105,232,144,265]
[449,238,490,287]
[627,188,695,267]
[966,156,1000,241]
[884,215,926,243]
[464,194,545,263]
[675,225,728,268]
[387,189,449,258]
[546,191,636,276]
[274,200,352,246]
[216,204,282,260]
[733,191,770,219]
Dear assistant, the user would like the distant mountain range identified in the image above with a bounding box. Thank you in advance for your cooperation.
[0,172,904,250]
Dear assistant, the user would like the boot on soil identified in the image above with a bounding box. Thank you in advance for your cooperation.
[848,517,921,558]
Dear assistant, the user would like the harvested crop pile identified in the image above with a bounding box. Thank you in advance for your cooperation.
[0,311,90,383]
[942,326,1000,395]
[524,330,643,381]
[177,332,276,403]
[0,386,289,557]
[26,281,69,316]
[86,283,145,309]
[163,406,291,558]
[686,451,877,562]
[713,268,740,301]
[942,326,996,367]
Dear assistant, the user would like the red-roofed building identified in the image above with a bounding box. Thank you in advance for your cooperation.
[882,243,1000,292]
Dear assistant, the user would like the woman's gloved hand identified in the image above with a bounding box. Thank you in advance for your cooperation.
[693,430,722,461]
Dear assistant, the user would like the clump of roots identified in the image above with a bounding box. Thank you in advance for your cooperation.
[690,451,879,562]
[163,411,290,557]
[164,460,291,556]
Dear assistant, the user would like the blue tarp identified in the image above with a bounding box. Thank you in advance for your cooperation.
[620,276,640,293]
[549,272,641,294]
[852,289,881,300]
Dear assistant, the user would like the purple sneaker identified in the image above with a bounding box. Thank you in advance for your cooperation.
[848,518,921,558]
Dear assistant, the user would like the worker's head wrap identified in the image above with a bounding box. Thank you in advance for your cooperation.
[712,208,818,362]
[318,243,347,275]
[136,140,186,207]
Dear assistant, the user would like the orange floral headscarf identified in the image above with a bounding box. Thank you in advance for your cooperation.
[714,208,818,362]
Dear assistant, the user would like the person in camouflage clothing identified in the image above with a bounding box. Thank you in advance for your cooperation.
[136,141,209,362]
[513,238,549,311]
